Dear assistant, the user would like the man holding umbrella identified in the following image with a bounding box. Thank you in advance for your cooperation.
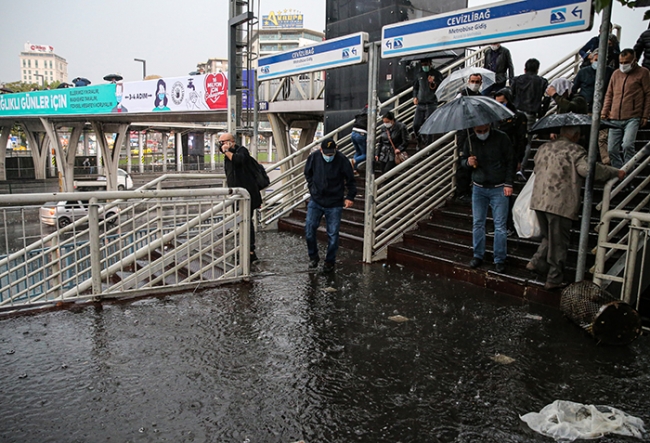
[528,118,624,290]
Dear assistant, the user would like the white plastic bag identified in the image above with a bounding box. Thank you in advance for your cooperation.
[520,400,646,441]
[513,172,541,238]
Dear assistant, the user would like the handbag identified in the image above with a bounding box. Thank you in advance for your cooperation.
[512,172,541,238]
[386,128,409,164]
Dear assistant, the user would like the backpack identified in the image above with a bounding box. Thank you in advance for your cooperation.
[247,155,270,190]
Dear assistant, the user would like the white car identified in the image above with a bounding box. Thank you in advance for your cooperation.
[39,200,120,228]
[96,168,134,191]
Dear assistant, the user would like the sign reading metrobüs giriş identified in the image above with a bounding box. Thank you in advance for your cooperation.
[0,73,235,117]
[381,0,593,58]
[257,32,369,82]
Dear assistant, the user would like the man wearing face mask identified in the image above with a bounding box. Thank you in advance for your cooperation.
[572,50,614,111]
[412,59,443,144]
[461,124,515,273]
[601,48,650,169]
[304,138,357,273]
[220,132,262,263]
[483,43,514,97]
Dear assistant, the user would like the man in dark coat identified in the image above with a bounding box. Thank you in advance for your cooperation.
[304,138,357,273]
[412,59,443,145]
[220,132,263,263]
[482,43,514,96]
[634,23,650,71]
[461,125,515,273]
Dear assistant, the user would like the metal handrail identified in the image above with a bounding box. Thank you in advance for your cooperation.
[0,185,250,312]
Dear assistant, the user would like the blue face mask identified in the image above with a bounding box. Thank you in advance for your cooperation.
[592,61,598,70]
[158,93,165,100]
[476,131,490,141]
[422,66,430,72]
[116,95,122,103]
[322,153,335,162]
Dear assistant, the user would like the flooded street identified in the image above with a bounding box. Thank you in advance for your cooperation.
[1,231,649,442]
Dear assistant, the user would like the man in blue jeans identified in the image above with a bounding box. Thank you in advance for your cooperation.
[461,124,515,273]
[304,138,357,273]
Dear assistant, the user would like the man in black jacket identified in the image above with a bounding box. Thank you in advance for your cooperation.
[413,59,443,145]
[456,74,483,200]
[634,23,650,71]
[220,132,263,263]
[483,43,514,96]
[461,125,515,273]
[304,138,357,273]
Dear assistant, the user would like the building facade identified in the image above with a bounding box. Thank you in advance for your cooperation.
[19,43,68,86]
[196,58,229,74]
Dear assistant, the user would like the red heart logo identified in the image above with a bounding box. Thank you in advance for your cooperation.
[204,73,228,109]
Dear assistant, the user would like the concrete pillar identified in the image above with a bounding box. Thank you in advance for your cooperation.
[176,132,182,172]
[138,131,144,173]
[0,123,12,181]
[162,132,169,173]
[83,131,89,156]
[210,133,216,171]
[23,128,49,180]
[268,135,273,163]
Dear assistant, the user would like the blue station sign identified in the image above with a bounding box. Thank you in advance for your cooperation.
[382,0,593,58]
[258,32,368,81]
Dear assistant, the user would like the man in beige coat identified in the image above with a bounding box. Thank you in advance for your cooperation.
[527,126,625,290]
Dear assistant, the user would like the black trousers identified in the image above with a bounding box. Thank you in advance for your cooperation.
[530,211,572,285]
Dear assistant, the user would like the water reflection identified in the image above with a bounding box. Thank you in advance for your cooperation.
[0,231,648,442]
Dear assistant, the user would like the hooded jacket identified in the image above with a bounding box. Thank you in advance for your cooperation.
[602,62,650,121]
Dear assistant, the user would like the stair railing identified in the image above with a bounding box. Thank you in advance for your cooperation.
[365,132,457,261]
[592,142,650,287]
[593,209,650,316]
[0,186,250,312]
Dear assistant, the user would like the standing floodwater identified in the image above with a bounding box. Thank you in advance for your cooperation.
[1,231,649,442]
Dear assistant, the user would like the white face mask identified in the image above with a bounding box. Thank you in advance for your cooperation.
[490,45,499,51]
[476,131,490,141]
[468,82,481,92]
[620,63,632,74]
[384,122,393,129]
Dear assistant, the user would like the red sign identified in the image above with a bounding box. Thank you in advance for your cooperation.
[204,73,228,109]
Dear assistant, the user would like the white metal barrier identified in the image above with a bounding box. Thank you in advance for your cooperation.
[0,186,250,312]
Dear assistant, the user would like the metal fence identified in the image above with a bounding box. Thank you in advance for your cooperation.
[0,185,250,312]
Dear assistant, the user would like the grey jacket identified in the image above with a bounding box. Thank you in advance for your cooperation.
[531,137,619,220]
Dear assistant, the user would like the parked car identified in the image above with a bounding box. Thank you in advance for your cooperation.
[39,200,119,228]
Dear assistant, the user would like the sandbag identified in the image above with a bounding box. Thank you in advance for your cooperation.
[513,172,541,238]
[520,400,645,441]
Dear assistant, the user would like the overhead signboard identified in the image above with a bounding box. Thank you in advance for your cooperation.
[382,0,593,58]
[262,9,304,29]
[258,32,368,81]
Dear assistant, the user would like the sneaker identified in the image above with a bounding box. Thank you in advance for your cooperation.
[469,258,483,268]
[516,171,526,182]
[250,252,259,263]
[322,262,335,273]
[309,259,319,269]
[544,281,568,291]
[495,262,506,273]
[525,262,537,273]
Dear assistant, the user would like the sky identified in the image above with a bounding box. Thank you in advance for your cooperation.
[0,0,647,86]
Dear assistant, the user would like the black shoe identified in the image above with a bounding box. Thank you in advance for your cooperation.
[250,252,259,263]
[309,259,319,269]
[515,171,527,182]
[495,262,506,273]
[469,258,483,268]
[322,262,335,273]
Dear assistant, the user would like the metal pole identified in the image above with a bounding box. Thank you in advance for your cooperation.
[134,58,146,80]
[210,133,216,171]
[575,3,613,281]
[88,197,103,296]
[252,70,259,159]
[363,42,379,263]
[176,132,183,172]
[138,131,144,174]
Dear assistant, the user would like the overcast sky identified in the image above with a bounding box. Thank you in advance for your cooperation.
[0,0,647,86]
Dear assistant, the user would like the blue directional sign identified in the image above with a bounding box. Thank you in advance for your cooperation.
[258,32,368,81]
[382,0,593,58]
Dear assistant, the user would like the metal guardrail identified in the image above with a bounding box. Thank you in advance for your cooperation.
[592,143,650,292]
[367,132,457,260]
[0,184,250,312]
[593,210,650,323]
[258,72,325,103]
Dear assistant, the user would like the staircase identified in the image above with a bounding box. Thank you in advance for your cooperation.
[270,45,650,307]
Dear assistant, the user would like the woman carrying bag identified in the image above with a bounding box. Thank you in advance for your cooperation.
[375,111,410,173]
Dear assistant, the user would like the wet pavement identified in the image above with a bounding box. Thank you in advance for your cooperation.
[1,231,649,443]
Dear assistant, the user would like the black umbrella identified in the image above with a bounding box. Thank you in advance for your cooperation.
[529,112,619,134]
[419,95,514,135]
[103,73,123,82]
[72,77,91,87]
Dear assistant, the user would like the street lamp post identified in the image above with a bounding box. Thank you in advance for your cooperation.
[134,58,147,80]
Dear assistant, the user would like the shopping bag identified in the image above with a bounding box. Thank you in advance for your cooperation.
[513,172,541,238]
